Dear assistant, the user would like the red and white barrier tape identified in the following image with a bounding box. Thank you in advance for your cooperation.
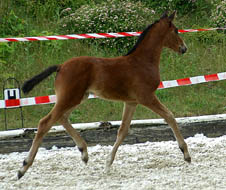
[1,72,226,109]
[0,28,225,43]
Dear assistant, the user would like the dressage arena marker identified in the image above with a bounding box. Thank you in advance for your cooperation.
[0,72,226,109]
[0,28,225,43]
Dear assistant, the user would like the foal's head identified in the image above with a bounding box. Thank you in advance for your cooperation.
[161,11,187,54]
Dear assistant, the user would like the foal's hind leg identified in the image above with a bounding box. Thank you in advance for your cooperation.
[105,102,137,172]
[139,94,191,163]
[59,111,88,164]
[17,104,65,179]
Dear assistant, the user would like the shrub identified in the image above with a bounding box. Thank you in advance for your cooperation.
[139,0,211,16]
[0,10,28,37]
[185,29,225,44]
[58,0,156,53]
[0,43,14,65]
[0,43,14,59]
[211,0,226,27]
[14,0,103,21]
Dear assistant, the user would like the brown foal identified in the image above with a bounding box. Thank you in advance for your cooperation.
[18,11,191,179]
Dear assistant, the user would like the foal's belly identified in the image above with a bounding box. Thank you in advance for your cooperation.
[88,88,136,102]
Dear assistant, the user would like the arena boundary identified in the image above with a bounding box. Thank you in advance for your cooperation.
[0,114,226,154]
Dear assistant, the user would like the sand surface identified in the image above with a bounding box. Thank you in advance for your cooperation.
[0,134,225,190]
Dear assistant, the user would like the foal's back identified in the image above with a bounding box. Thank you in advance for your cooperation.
[56,55,140,102]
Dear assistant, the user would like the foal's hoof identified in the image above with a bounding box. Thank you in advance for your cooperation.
[179,146,191,163]
[82,155,89,164]
[78,147,88,164]
[81,152,89,164]
[17,170,24,180]
[185,156,191,163]
[104,164,111,174]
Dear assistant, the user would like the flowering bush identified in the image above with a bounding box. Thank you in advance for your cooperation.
[59,0,156,52]
[211,0,226,27]
[140,0,209,15]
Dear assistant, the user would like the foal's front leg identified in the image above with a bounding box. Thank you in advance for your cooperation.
[139,94,191,163]
[105,102,137,172]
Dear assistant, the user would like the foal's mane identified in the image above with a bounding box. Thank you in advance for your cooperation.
[125,19,160,56]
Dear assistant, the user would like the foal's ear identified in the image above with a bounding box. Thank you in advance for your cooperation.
[161,11,168,19]
[168,11,176,21]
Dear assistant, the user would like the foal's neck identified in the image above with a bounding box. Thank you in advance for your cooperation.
[131,24,168,65]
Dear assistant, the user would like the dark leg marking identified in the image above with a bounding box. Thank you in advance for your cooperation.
[23,160,28,166]
[180,147,191,163]
[78,147,83,153]
[179,147,184,154]
[17,171,24,180]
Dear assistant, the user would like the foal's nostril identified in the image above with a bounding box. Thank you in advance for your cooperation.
[180,46,187,54]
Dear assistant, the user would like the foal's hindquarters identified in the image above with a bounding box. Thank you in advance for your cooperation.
[18,60,92,179]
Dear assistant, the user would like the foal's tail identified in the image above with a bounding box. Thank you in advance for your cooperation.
[22,65,59,94]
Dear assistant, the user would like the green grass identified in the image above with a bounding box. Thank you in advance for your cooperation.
[0,1,226,131]
[1,36,225,131]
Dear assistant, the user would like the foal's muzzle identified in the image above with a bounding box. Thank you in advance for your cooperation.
[179,45,187,54]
